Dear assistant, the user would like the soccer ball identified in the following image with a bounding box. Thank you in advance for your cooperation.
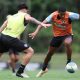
[65,62,78,73]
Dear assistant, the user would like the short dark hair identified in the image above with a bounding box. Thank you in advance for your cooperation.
[18,3,28,10]
[58,6,66,12]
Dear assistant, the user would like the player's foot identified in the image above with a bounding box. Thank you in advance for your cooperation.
[16,73,29,78]
[36,68,48,77]
[66,60,71,64]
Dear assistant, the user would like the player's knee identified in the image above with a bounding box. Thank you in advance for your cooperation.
[11,56,15,61]
[11,57,16,62]
[24,47,34,55]
[28,47,34,55]
[64,38,72,46]
[10,55,18,62]
[15,57,19,62]
[64,42,71,46]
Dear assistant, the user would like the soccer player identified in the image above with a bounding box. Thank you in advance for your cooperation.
[29,6,80,77]
[0,3,51,78]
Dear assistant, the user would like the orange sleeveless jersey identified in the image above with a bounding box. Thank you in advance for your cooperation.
[52,11,73,37]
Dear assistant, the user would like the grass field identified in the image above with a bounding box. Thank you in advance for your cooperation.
[0,53,80,80]
[0,69,80,80]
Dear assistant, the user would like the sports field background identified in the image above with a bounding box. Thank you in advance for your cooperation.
[0,0,80,80]
[0,53,80,80]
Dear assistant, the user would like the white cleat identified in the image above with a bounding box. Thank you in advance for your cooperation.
[16,73,30,78]
[36,68,48,77]
[21,73,30,78]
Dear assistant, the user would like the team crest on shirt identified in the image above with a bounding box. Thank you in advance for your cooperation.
[24,44,28,47]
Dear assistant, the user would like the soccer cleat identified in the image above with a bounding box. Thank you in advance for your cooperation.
[66,59,72,64]
[36,68,48,77]
[16,73,29,78]
[66,59,71,64]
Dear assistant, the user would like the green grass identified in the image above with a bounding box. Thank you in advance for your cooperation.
[0,53,80,80]
[0,53,80,69]
[0,69,80,80]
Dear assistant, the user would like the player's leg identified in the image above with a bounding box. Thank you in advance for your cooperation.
[64,35,73,64]
[36,46,57,77]
[0,53,3,64]
[8,49,19,73]
[42,46,56,71]
[4,37,32,78]
[36,37,63,77]
[0,53,3,58]
[16,47,34,78]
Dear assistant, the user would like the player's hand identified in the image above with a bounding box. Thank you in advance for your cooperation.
[29,32,37,39]
[41,23,52,28]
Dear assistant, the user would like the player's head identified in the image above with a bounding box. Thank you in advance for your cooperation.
[18,3,28,13]
[58,6,66,18]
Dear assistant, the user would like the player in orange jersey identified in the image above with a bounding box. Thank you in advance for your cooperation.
[29,6,80,77]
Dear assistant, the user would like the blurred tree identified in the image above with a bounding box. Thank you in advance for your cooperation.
[0,0,80,52]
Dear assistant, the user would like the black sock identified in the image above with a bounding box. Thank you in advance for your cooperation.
[67,59,71,64]
[12,68,15,73]
[16,64,25,74]
[42,64,48,71]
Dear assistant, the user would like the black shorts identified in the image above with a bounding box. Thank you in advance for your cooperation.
[50,35,73,48]
[9,49,19,55]
[0,34,29,53]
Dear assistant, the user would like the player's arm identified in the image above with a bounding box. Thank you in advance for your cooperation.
[0,20,8,32]
[29,13,53,39]
[69,12,80,20]
[29,20,47,39]
[24,14,51,28]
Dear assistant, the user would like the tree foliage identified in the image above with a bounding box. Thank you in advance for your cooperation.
[0,0,80,52]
